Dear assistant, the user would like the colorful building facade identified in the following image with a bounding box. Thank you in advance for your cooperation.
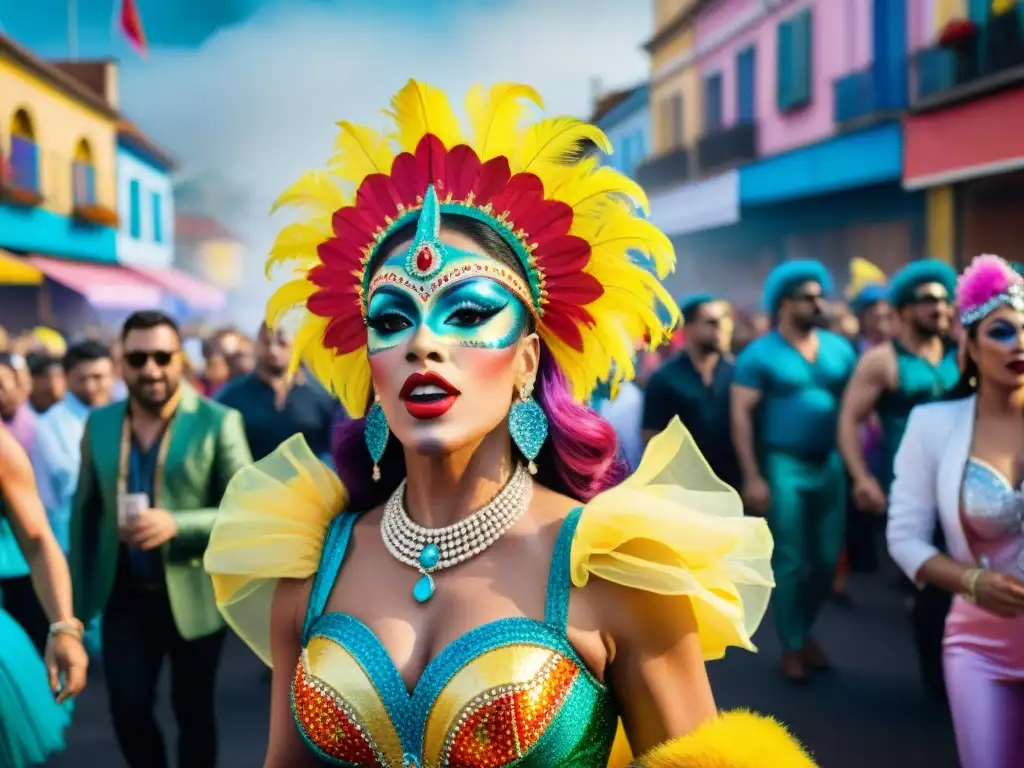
[636,0,942,308]
[0,38,119,263]
[116,121,175,269]
[903,0,1024,266]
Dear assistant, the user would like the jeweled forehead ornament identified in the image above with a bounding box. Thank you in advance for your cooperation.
[367,184,534,311]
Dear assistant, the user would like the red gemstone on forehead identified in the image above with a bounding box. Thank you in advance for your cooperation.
[416,247,434,272]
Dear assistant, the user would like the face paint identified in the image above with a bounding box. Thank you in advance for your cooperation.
[984,317,1023,345]
[366,277,529,354]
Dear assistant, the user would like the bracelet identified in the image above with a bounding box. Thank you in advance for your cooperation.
[962,568,984,603]
[47,618,85,641]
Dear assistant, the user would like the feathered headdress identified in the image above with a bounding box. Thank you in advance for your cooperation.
[957,254,1024,326]
[844,257,887,300]
[887,258,956,309]
[265,80,678,417]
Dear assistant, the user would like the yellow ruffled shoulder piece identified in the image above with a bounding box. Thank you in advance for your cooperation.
[631,710,817,767]
[203,434,346,666]
[571,417,774,660]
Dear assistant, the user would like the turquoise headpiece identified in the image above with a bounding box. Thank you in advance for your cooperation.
[887,259,956,308]
[365,185,535,311]
[763,260,832,316]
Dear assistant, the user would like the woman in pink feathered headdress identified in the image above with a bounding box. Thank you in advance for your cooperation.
[888,254,1024,768]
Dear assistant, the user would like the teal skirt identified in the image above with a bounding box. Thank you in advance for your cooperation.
[0,608,71,767]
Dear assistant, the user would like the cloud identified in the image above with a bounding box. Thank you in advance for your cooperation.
[116,0,651,327]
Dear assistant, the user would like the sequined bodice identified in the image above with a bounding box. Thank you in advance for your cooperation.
[292,507,618,768]
[962,459,1024,576]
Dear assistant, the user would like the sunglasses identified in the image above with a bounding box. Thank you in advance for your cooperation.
[913,293,949,306]
[792,292,824,303]
[124,350,176,369]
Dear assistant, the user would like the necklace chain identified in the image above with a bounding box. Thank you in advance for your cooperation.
[381,463,532,572]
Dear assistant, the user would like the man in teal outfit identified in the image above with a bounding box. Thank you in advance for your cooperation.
[837,258,958,700]
[731,260,856,682]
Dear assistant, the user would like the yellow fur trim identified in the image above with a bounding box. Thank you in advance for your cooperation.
[633,710,817,768]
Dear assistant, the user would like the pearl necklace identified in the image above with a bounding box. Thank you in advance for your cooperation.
[380,463,532,603]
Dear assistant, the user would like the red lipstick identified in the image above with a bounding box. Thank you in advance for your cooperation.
[399,371,461,420]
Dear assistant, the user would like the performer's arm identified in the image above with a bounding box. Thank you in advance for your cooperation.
[0,426,73,625]
[729,383,762,483]
[168,409,253,559]
[605,584,716,753]
[838,347,891,510]
[265,577,318,768]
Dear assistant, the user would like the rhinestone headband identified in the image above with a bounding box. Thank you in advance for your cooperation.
[960,282,1024,326]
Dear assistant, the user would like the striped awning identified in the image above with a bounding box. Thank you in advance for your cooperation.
[0,250,43,286]
[30,255,162,309]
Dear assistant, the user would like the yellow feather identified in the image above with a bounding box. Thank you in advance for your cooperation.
[465,83,543,162]
[289,313,329,377]
[383,80,463,153]
[265,221,332,277]
[329,121,396,184]
[329,351,372,418]
[583,213,676,279]
[551,164,650,218]
[636,710,818,767]
[266,279,317,327]
[269,170,348,215]
[845,256,887,298]
[513,117,612,174]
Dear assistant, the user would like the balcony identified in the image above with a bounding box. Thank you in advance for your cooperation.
[833,59,908,125]
[913,11,1024,106]
[634,146,691,191]
[696,121,757,174]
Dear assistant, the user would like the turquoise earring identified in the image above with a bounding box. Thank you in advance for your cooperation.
[508,380,548,475]
[364,395,389,481]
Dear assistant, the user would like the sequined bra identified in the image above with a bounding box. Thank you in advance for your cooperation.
[961,459,1024,576]
[292,506,618,768]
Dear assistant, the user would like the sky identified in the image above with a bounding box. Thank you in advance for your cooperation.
[0,0,653,327]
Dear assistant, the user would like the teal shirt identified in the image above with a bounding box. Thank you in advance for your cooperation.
[735,330,857,462]
[875,340,959,490]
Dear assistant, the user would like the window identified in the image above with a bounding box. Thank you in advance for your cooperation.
[72,139,96,206]
[660,92,685,149]
[151,192,163,243]
[777,8,813,112]
[737,46,757,123]
[129,179,141,238]
[704,73,724,131]
[8,109,39,193]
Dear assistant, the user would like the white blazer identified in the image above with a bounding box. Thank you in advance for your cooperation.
[887,395,976,582]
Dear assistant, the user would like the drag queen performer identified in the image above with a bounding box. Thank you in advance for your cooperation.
[0,424,88,766]
[888,254,1024,768]
[205,81,815,767]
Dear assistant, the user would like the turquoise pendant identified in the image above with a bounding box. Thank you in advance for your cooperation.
[413,573,435,603]
[418,544,440,570]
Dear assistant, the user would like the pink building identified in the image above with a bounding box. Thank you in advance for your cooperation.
[692,0,912,156]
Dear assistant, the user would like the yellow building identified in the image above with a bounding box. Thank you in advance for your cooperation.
[646,0,703,160]
[175,214,245,290]
[0,34,120,263]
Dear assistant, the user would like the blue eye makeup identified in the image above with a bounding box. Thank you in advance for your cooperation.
[984,319,1022,344]
[366,277,529,352]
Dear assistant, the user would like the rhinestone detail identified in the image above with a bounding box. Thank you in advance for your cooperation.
[292,650,385,767]
[439,653,580,767]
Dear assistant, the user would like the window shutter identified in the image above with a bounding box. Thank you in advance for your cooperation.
[792,8,813,106]
[777,19,793,111]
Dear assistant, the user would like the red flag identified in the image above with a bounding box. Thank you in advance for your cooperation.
[118,0,148,58]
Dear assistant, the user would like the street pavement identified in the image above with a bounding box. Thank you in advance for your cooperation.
[48,569,958,768]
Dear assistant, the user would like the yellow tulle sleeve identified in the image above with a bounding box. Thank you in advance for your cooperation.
[203,434,346,666]
[571,417,774,659]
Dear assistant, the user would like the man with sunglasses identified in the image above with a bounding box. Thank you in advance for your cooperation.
[643,294,740,490]
[731,260,857,682]
[837,259,959,701]
[69,310,252,768]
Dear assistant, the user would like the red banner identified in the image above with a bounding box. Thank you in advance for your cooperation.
[903,86,1024,189]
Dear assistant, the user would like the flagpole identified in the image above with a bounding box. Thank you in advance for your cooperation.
[68,0,78,60]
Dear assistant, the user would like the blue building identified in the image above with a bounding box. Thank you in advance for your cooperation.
[590,83,649,179]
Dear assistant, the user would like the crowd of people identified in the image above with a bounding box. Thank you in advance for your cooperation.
[0,77,1022,768]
